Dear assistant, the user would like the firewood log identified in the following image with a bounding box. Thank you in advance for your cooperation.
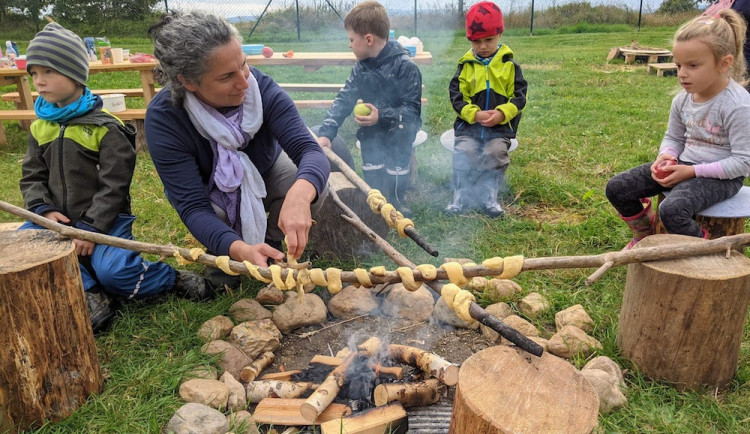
[311,354,403,380]
[253,398,351,426]
[245,380,319,403]
[260,370,302,381]
[374,378,443,407]
[300,352,357,422]
[387,344,459,386]
[320,402,408,434]
[239,351,274,382]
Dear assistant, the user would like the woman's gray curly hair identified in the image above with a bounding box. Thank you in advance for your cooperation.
[148,11,241,106]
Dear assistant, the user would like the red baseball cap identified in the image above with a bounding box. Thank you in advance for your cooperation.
[466,1,504,41]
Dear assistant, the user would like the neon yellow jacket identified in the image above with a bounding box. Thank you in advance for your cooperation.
[449,44,527,139]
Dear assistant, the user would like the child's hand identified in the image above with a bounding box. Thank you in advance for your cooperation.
[43,211,70,224]
[474,111,490,123]
[317,136,332,149]
[354,104,378,127]
[654,164,695,188]
[74,239,95,256]
[650,155,678,184]
[479,110,505,127]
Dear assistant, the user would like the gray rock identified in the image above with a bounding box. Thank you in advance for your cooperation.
[179,379,229,410]
[221,372,247,412]
[466,276,491,292]
[518,292,550,319]
[581,369,628,414]
[201,340,252,379]
[484,279,523,301]
[228,319,282,359]
[198,315,234,342]
[555,304,594,333]
[583,356,625,389]
[433,297,480,329]
[479,303,516,343]
[167,403,229,434]
[272,292,328,334]
[380,283,434,322]
[328,285,379,319]
[255,284,284,305]
[547,325,602,359]
[228,410,259,434]
[229,299,273,322]
[498,314,540,345]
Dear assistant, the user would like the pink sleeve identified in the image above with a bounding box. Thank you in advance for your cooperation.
[693,162,725,178]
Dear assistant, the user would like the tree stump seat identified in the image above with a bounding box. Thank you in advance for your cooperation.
[655,185,750,238]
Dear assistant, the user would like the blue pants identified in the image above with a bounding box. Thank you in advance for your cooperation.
[20,214,176,299]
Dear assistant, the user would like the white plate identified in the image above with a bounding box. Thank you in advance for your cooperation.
[440,129,519,152]
[356,129,428,149]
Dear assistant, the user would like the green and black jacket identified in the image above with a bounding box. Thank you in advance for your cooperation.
[449,44,527,140]
[20,108,136,234]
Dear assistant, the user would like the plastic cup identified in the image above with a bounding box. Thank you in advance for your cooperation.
[111,48,123,63]
[99,47,113,65]
[14,55,26,69]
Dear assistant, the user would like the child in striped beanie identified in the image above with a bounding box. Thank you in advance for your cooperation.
[19,22,210,333]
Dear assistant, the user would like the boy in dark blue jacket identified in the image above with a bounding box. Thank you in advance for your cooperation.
[316,0,422,216]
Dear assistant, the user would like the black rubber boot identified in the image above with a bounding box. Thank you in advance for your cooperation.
[386,172,412,218]
[173,270,212,300]
[85,286,116,333]
[479,169,505,218]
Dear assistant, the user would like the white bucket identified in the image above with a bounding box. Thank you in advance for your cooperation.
[100,94,126,112]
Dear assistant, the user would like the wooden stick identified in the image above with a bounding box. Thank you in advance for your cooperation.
[5,200,749,286]
[310,353,402,379]
[387,344,459,386]
[259,370,301,381]
[373,378,443,407]
[245,380,319,403]
[319,402,408,434]
[300,351,358,422]
[239,351,274,382]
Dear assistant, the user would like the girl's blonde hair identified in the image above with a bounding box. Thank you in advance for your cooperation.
[674,8,748,86]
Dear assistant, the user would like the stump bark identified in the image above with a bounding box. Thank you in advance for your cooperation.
[0,229,102,431]
[449,345,599,433]
[308,171,389,260]
[617,234,750,390]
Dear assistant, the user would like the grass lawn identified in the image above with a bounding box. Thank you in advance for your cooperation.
[0,28,748,432]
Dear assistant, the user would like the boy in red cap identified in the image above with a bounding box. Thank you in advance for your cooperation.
[446,1,527,217]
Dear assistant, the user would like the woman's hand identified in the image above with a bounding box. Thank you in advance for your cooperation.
[278,179,317,260]
[229,240,284,266]
[354,104,379,127]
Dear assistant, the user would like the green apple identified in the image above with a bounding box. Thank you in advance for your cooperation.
[354,103,371,116]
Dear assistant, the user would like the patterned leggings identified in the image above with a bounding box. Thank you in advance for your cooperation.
[605,162,744,237]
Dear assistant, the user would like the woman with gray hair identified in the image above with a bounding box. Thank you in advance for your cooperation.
[145,12,329,280]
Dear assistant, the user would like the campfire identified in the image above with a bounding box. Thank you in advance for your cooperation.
[246,336,455,432]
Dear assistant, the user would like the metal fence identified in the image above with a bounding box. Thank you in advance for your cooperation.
[161,0,689,40]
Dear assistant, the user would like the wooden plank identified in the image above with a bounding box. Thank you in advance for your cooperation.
[260,369,302,381]
[2,88,159,103]
[320,402,408,434]
[648,62,677,77]
[252,398,351,426]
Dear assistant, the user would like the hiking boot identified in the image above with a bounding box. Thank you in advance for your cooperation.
[85,287,116,333]
[484,203,505,218]
[173,270,211,301]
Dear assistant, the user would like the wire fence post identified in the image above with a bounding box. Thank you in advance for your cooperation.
[530,0,536,36]
[637,0,643,31]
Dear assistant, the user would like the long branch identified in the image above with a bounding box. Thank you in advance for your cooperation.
[2,199,749,285]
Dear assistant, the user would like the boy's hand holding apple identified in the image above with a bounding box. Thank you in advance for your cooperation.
[354,103,378,126]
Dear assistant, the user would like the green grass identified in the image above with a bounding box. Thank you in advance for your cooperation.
[1,28,749,433]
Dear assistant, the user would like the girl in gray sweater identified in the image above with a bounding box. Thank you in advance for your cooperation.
[606,8,750,249]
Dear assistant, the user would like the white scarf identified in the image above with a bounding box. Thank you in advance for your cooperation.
[184,73,267,245]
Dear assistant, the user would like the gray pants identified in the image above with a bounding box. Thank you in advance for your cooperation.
[605,162,743,237]
[213,151,329,244]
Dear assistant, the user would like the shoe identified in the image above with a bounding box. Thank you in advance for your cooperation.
[85,287,116,333]
[444,203,462,215]
[484,203,505,218]
[394,201,413,218]
[173,270,211,300]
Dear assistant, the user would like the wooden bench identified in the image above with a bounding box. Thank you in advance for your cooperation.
[607,47,673,64]
[648,62,678,77]
[655,186,750,238]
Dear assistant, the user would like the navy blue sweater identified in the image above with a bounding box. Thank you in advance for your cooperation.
[145,68,330,256]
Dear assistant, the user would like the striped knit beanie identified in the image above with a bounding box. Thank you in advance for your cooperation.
[26,23,89,86]
[466,1,504,41]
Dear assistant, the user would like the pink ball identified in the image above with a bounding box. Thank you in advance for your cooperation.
[262,47,273,58]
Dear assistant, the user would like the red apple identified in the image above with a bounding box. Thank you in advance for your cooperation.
[655,159,677,179]
[262,46,273,58]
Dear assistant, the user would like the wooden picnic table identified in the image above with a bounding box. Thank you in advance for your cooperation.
[246,51,433,71]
